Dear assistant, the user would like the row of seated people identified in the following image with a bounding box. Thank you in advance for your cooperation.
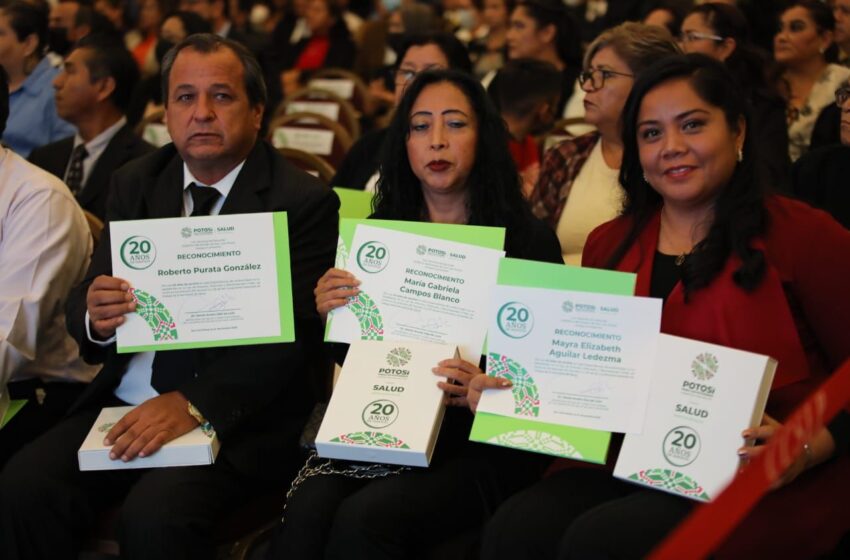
[5,0,850,166]
[0,17,849,560]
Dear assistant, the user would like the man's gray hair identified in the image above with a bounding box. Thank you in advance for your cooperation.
[160,33,267,108]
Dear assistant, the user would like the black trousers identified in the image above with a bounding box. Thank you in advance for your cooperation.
[268,409,549,560]
[0,400,266,560]
[0,379,87,468]
[480,468,694,560]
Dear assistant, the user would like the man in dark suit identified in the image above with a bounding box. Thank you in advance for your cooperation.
[0,33,339,559]
[29,34,154,221]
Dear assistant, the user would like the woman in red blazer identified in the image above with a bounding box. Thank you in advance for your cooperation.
[475,54,850,560]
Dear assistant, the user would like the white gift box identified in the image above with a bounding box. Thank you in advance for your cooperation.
[316,340,458,467]
[613,334,776,502]
[78,406,220,471]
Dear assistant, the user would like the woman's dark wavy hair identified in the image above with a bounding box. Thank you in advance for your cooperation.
[373,69,530,231]
[514,0,582,68]
[689,2,780,99]
[612,53,768,298]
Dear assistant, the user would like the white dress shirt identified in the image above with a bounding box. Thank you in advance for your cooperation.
[87,161,245,405]
[63,117,127,188]
[0,148,98,391]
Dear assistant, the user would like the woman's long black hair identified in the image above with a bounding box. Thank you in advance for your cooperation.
[373,69,531,233]
[611,54,768,298]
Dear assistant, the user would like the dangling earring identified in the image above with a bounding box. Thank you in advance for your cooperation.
[737,147,743,163]
[643,172,649,183]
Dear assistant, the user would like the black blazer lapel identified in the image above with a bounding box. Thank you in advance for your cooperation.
[29,136,73,179]
[142,149,184,219]
[219,142,272,215]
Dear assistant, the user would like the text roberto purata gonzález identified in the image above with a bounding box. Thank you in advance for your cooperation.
[157,249,262,276]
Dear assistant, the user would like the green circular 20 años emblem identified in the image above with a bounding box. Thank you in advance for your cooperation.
[356,241,389,273]
[119,236,157,270]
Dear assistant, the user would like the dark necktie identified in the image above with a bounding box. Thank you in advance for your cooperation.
[150,183,222,394]
[65,144,88,196]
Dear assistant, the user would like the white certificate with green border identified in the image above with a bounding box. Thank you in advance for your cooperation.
[470,258,660,463]
[325,219,505,361]
[111,212,293,353]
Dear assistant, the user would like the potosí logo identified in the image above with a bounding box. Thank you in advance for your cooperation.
[562,300,574,313]
[181,227,192,238]
[416,244,427,255]
[380,347,412,378]
[386,347,412,367]
[497,301,534,339]
[119,236,156,270]
[691,352,718,381]
[356,241,389,273]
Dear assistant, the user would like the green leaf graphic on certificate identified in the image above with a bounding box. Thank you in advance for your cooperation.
[347,291,384,340]
[488,430,582,458]
[628,468,710,501]
[488,352,540,417]
[130,288,178,341]
[331,431,410,448]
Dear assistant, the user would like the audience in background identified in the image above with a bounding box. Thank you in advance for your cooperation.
[489,57,560,196]
[468,0,512,78]
[29,34,154,220]
[774,0,850,161]
[278,0,355,96]
[530,22,678,265]
[0,1,76,156]
[127,0,165,77]
[793,77,850,229]
[680,1,790,192]
[491,0,582,117]
[125,10,212,125]
[835,0,850,66]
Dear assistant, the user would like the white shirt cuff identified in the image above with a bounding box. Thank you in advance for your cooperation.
[85,310,116,346]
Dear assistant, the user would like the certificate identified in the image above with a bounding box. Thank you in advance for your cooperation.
[325,220,505,361]
[470,258,660,463]
[613,334,776,502]
[111,212,294,353]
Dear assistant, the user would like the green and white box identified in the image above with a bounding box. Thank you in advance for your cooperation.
[78,406,221,471]
[110,212,294,353]
[471,258,660,464]
[316,340,458,467]
[613,334,776,502]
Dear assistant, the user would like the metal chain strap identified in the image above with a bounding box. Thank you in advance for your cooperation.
[280,450,410,524]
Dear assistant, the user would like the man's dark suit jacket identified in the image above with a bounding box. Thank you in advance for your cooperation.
[65,140,340,481]
[28,124,155,221]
